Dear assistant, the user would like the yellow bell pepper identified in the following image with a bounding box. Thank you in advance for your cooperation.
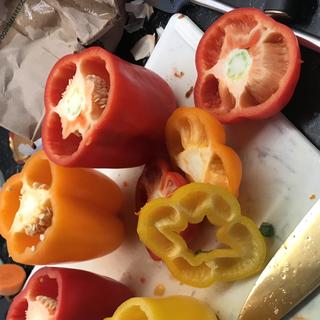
[104,296,217,320]
[137,183,266,288]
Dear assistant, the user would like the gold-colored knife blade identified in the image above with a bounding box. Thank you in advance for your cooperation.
[238,199,320,320]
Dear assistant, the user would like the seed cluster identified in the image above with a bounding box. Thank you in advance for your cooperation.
[87,74,109,108]
[24,208,53,236]
[23,182,53,237]
[36,295,57,313]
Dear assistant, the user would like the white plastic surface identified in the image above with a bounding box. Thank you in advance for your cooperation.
[31,14,320,319]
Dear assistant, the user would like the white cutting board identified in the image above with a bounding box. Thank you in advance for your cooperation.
[32,14,320,319]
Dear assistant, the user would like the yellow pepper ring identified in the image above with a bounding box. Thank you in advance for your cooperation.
[104,296,217,320]
[137,183,266,288]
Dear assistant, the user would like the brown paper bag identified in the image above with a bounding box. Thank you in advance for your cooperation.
[0,0,125,140]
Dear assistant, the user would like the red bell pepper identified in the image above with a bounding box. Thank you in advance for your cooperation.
[7,267,134,320]
[135,158,188,211]
[136,158,200,261]
[194,8,301,122]
[42,47,176,168]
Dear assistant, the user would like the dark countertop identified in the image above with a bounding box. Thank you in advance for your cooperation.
[1,1,320,317]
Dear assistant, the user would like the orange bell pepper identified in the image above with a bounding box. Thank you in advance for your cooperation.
[165,107,242,195]
[0,150,123,265]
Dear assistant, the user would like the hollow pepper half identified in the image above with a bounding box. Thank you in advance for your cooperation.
[137,183,266,288]
[104,296,217,320]
[7,267,134,320]
[165,107,242,195]
[0,150,124,265]
[194,8,301,122]
[42,46,176,168]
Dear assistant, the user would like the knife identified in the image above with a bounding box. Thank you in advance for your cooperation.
[152,0,320,53]
[238,199,320,319]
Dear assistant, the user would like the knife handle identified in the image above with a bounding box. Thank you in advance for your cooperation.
[264,0,300,20]
[294,29,320,53]
[190,0,320,54]
[191,0,233,13]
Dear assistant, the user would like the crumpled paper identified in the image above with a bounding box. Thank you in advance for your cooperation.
[0,0,125,141]
[125,0,153,20]
[131,33,155,61]
[124,0,154,34]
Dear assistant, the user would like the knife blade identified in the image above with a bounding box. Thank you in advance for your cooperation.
[238,199,320,320]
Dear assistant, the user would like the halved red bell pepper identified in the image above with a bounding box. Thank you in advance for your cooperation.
[7,267,134,320]
[194,8,301,122]
[42,47,176,168]
[135,158,199,261]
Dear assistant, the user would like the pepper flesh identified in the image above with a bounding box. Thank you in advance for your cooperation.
[165,107,242,195]
[0,150,124,265]
[43,46,176,168]
[7,267,134,320]
[137,183,266,288]
[104,296,217,320]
